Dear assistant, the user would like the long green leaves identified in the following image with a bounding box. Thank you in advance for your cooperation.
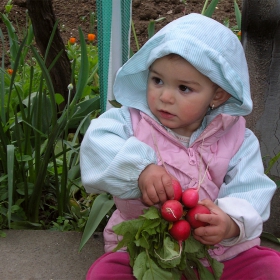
[147,17,165,39]
[234,0,241,30]
[112,207,223,280]
[131,17,165,56]
[7,144,14,228]
[202,0,220,17]
[0,29,5,123]
[1,13,21,67]
[79,193,115,251]
[72,28,89,103]
[261,232,280,244]
[265,152,280,175]
[131,20,140,52]
[27,26,90,222]
[0,12,100,229]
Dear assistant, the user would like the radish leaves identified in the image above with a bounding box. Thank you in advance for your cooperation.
[113,206,224,280]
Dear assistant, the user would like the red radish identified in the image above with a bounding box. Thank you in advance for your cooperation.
[185,204,211,229]
[172,179,182,201]
[154,217,189,262]
[169,220,191,242]
[161,200,183,222]
[182,188,199,209]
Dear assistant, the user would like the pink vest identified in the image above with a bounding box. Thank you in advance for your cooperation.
[104,109,260,262]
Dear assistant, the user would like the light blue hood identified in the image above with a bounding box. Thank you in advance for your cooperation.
[113,13,252,118]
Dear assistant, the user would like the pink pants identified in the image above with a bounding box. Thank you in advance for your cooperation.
[87,246,280,280]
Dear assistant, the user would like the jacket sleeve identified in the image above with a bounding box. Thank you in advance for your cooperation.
[80,106,158,199]
[216,128,276,243]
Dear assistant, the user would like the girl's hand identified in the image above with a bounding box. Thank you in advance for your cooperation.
[192,199,240,245]
[138,164,174,206]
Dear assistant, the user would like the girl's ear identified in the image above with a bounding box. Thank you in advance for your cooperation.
[212,87,231,107]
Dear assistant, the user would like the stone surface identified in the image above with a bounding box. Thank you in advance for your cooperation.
[263,187,280,237]
[261,239,280,252]
[0,230,104,280]
[1,229,280,280]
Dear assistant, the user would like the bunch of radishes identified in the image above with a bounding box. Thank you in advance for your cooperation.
[161,179,210,245]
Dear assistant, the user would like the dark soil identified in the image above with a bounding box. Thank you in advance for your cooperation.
[0,0,240,58]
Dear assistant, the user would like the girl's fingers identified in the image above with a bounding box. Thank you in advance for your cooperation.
[153,185,167,204]
[198,199,217,211]
[162,173,174,200]
[141,193,154,206]
[196,213,217,225]
[193,226,223,245]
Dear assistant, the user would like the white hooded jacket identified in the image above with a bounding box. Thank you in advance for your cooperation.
[80,14,276,260]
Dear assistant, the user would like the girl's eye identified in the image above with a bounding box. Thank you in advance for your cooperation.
[152,77,163,85]
[179,85,191,93]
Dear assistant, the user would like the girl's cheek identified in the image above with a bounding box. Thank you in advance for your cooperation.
[147,93,155,104]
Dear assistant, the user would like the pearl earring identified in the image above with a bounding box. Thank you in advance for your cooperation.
[211,104,215,110]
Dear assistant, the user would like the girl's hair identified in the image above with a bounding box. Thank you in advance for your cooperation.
[166,53,183,60]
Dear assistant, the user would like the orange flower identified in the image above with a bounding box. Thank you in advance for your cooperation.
[237,31,241,37]
[7,68,13,75]
[69,37,76,44]
[87,33,96,42]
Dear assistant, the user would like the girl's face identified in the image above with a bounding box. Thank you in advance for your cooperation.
[147,55,221,137]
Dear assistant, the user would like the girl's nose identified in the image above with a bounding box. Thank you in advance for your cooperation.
[159,88,175,103]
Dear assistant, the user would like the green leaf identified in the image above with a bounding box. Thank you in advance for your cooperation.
[134,251,180,280]
[131,20,140,51]
[142,218,162,232]
[16,182,34,196]
[234,0,242,30]
[261,231,280,244]
[113,206,223,279]
[196,258,216,280]
[183,258,199,280]
[79,193,115,251]
[184,235,205,253]
[113,230,135,252]
[0,13,20,65]
[147,17,166,39]
[143,256,178,280]
[141,206,161,219]
[0,231,7,238]
[72,28,89,102]
[128,241,140,267]
[203,0,220,17]
[67,96,100,129]
[148,21,155,39]
[113,217,145,237]
[109,99,122,108]
[30,46,57,125]
[155,17,166,23]
[154,235,182,269]
[135,235,150,249]
[134,251,148,280]
[67,165,80,181]
[15,154,33,162]
[21,24,34,60]
[10,221,42,229]
[265,152,280,174]
[54,93,65,105]
[7,144,14,229]
[207,257,224,279]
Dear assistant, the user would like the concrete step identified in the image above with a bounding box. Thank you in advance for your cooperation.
[1,230,280,280]
[0,230,104,280]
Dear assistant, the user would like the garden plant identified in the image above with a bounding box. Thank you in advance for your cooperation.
[0,5,100,237]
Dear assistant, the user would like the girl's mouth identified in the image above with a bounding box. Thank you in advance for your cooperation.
[158,110,175,119]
